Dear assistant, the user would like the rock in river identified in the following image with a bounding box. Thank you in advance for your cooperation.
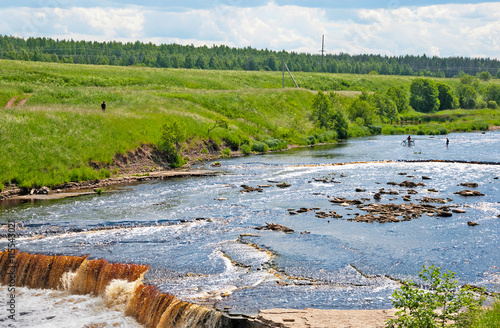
[454,190,485,196]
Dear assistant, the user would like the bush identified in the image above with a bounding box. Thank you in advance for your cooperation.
[264,138,288,150]
[476,99,487,109]
[0,182,3,192]
[487,100,499,109]
[386,265,484,328]
[222,147,231,157]
[251,142,269,153]
[446,121,489,132]
[159,120,186,166]
[168,153,186,168]
[381,125,405,135]
[223,132,241,151]
[368,125,382,134]
[99,168,111,179]
[241,144,252,155]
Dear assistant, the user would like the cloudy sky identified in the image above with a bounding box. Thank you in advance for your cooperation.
[1,1,500,58]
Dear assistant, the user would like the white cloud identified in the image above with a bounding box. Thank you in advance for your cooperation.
[54,7,145,39]
[1,2,500,59]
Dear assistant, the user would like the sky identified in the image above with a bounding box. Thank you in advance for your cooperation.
[1,1,500,59]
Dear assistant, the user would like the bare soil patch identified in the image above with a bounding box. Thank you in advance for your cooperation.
[4,97,16,108]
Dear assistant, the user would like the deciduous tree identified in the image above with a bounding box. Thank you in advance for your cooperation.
[410,78,440,113]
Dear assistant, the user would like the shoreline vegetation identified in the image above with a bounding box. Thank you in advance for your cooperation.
[1,59,500,199]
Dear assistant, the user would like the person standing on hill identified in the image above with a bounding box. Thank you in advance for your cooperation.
[101,101,106,112]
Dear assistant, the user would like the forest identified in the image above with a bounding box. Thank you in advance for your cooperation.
[1,35,500,78]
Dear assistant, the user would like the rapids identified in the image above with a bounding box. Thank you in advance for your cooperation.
[1,132,499,326]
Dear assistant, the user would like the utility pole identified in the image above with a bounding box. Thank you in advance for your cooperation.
[283,58,299,88]
[283,57,285,89]
[321,35,325,72]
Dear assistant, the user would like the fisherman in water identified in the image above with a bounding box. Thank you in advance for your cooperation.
[407,135,411,146]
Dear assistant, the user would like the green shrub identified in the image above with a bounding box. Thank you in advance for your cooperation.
[222,147,231,157]
[264,138,287,150]
[252,142,269,152]
[381,125,405,135]
[386,265,484,328]
[347,124,369,138]
[0,182,4,192]
[306,135,316,145]
[368,125,382,134]
[477,99,487,109]
[487,100,499,109]
[241,144,252,155]
[99,168,111,179]
[223,133,241,151]
[159,120,186,165]
[454,120,490,131]
[168,153,186,168]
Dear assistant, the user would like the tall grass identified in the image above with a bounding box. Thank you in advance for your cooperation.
[470,298,500,328]
[1,59,498,189]
[0,60,319,188]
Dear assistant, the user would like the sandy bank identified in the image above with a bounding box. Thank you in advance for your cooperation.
[254,308,397,328]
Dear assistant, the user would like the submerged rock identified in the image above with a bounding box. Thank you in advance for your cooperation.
[436,211,453,217]
[454,190,485,196]
[420,196,448,204]
[399,180,425,188]
[256,223,294,233]
[460,182,479,188]
[240,185,263,193]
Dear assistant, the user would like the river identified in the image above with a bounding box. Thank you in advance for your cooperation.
[1,132,499,326]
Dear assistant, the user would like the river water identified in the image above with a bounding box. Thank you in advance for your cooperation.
[1,132,499,324]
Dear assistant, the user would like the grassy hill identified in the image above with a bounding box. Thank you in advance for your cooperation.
[0,60,499,190]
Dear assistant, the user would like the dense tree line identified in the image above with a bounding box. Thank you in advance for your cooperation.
[1,35,500,78]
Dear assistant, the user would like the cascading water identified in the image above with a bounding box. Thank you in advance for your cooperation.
[0,250,233,328]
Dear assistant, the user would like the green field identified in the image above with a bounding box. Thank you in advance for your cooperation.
[1,59,499,190]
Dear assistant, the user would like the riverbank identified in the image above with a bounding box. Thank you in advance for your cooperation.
[0,169,217,201]
[0,139,337,201]
[254,308,397,328]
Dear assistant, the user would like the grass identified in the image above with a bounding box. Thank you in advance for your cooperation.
[0,59,499,189]
[470,298,500,328]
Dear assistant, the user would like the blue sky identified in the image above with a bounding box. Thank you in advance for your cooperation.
[2,1,500,58]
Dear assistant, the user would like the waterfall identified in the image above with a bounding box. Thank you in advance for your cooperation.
[0,250,236,328]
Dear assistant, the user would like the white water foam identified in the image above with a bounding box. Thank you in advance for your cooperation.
[0,285,143,328]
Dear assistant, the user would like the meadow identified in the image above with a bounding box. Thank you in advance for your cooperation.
[1,59,499,190]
